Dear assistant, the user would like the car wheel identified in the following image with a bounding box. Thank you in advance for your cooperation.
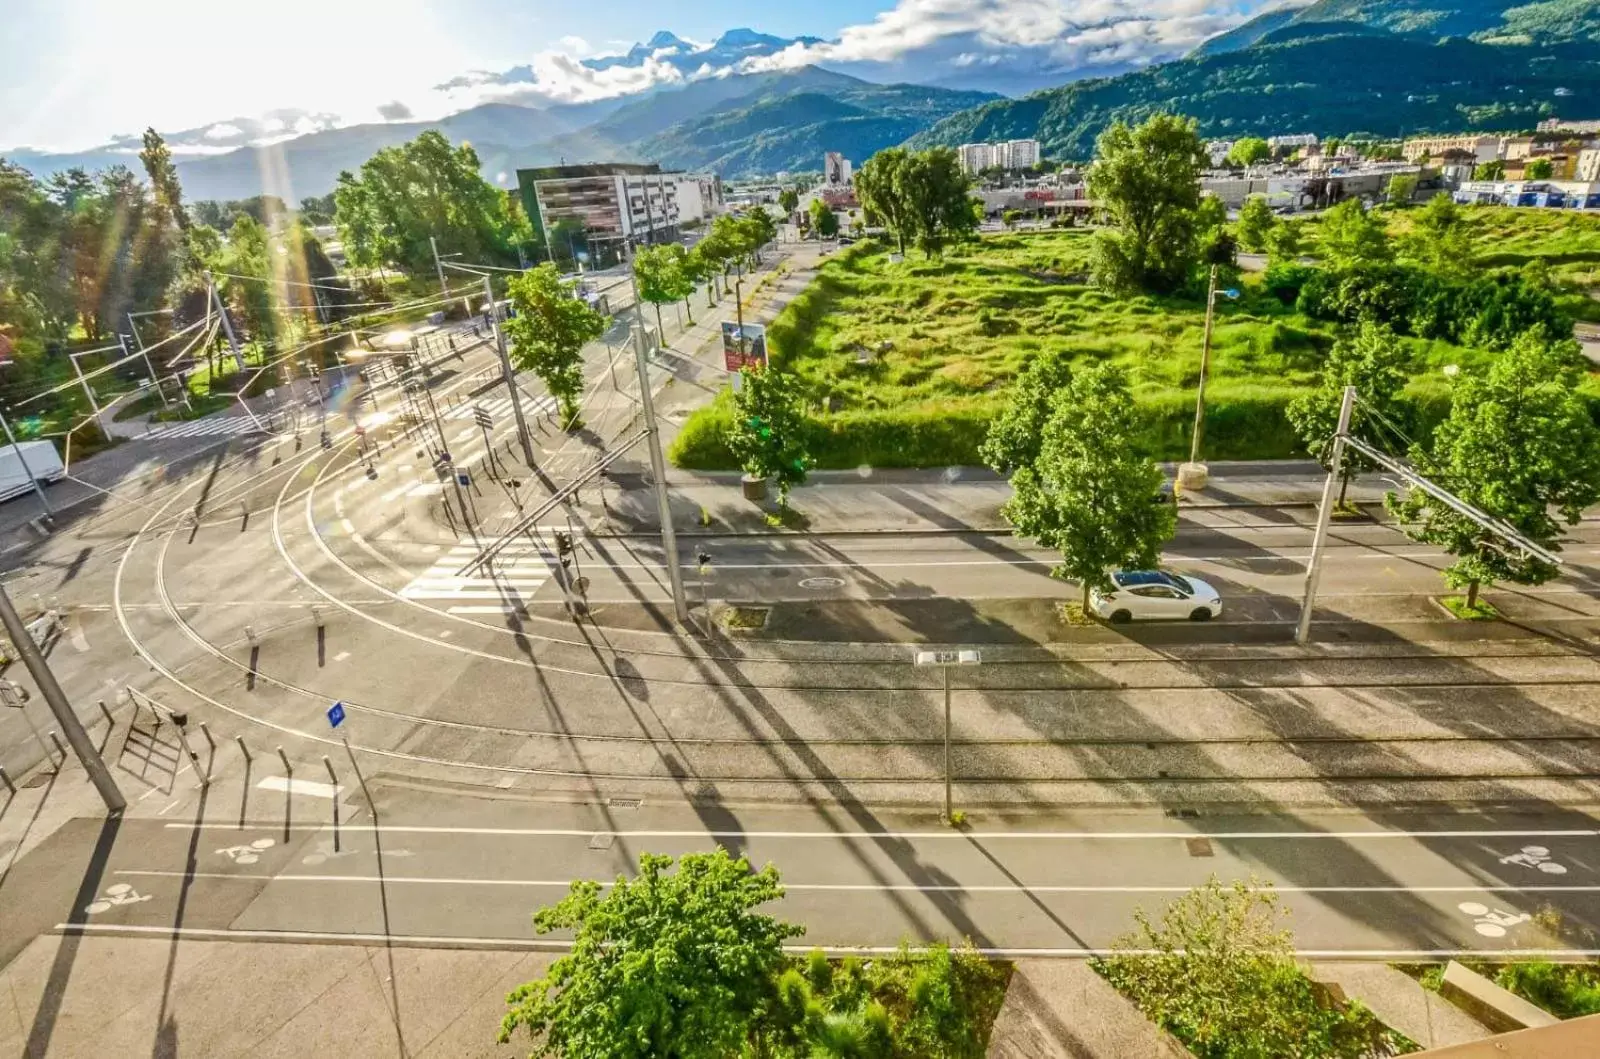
[1109,609,1133,625]
[1189,607,1213,622]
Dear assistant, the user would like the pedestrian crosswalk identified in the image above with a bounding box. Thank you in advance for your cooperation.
[444,394,558,422]
[398,535,561,612]
[143,415,273,440]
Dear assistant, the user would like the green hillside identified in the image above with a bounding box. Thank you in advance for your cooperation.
[640,84,997,176]
[909,27,1600,160]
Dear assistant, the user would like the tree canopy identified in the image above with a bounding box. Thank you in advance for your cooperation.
[505,263,607,429]
[1226,137,1271,167]
[1317,199,1392,266]
[855,146,974,257]
[727,366,812,506]
[1235,196,1275,253]
[1387,332,1600,607]
[1000,362,1176,607]
[500,849,801,1059]
[333,131,530,275]
[809,199,840,239]
[1088,114,1206,293]
[981,350,1074,475]
[1286,320,1409,507]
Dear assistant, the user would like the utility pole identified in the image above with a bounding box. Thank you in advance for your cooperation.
[1297,385,1355,644]
[0,407,51,514]
[633,322,690,626]
[67,353,107,437]
[204,270,246,372]
[0,583,124,811]
[483,274,537,467]
[430,236,448,299]
[121,331,169,409]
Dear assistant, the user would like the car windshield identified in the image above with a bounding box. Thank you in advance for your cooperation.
[1112,570,1192,593]
[1164,573,1193,593]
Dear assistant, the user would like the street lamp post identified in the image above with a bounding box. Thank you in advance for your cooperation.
[1177,265,1239,492]
[914,649,981,823]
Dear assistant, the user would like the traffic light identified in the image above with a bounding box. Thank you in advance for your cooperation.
[696,551,711,569]
[319,430,332,450]
[555,531,573,569]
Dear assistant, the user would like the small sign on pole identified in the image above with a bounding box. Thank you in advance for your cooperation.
[327,701,346,728]
[721,322,768,372]
[473,406,493,430]
[456,470,471,488]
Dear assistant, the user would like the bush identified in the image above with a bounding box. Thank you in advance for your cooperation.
[1263,262,1317,304]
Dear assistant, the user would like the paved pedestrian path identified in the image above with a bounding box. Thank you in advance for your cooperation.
[397,535,562,613]
[141,414,272,440]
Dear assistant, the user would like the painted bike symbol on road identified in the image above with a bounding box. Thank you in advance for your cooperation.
[1498,845,1568,874]
[216,838,276,865]
[1458,901,1532,938]
[85,883,153,915]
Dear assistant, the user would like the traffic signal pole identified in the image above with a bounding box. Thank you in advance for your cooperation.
[483,274,537,468]
[632,324,691,626]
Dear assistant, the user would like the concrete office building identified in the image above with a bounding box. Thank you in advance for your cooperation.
[958,139,1042,174]
[515,163,722,266]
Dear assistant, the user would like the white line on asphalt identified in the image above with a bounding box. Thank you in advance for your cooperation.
[49,923,1600,960]
[109,870,1600,895]
[160,823,1600,840]
[255,776,343,799]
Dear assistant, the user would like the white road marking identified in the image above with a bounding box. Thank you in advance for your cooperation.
[109,870,1600,896]
[162,823,1600,840]
[256,776,343,799]
[446,394,558,423]
[398,536,559,602]
[50,923,1600,960]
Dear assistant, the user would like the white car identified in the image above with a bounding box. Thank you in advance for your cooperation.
[1090,570,1222,624]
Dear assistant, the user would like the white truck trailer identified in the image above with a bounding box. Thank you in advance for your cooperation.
[0,440,64,503]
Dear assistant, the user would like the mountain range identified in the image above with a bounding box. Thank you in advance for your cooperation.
[911,0,1600,158]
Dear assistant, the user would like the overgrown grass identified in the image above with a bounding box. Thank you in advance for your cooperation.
[1438,595,1501,621]
[672,230,1516,469]
[1400,961,1600,1020]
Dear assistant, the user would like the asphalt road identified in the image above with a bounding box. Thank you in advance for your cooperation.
[9,797,1600,959]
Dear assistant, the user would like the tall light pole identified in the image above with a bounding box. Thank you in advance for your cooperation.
[633,322,690,626]
[0,583,124,811]
[482,274,537,467]
[1297,386,1356,645]
[1178,265,1239,492]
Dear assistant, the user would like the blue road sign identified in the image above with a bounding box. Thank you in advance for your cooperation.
[1222,288,1241,300]
[327,701,346,728]
[456,471,471,487]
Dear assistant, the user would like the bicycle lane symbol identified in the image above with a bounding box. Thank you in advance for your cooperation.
[84,883,154,916]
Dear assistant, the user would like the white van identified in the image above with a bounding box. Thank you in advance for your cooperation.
[0,440,64,503]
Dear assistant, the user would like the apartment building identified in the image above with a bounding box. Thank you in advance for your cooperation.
[958,139,1042,174]
[1401,134,1501,164]
[515,163,721,263]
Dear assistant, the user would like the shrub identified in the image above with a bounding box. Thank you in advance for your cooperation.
[1263,262,1317,304]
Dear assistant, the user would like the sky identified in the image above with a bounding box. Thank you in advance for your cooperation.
[1,0,1274,151]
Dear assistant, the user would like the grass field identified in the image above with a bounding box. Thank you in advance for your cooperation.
[672,228,1526,470]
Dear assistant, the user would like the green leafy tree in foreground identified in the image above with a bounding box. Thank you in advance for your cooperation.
[810,198,840,239]
[855,148,916,256]
[1526,157,1555,180]
[727,367,812,507]
[632,243,685,343]
[1385,172,1418,206]
[1387,332,1600,610]
[1235,195,1276,253]
[1002,363,1175,609]
[1093,879,1408,1059]
[1227,137,1271,167]
[1286,320,1409,509]
[981,350,1074,475]
[1264,218,1302,265]
[500,849,801,1059]
[1088,114,1206,294]
[504,263,607,430]
[1407,193,1475,278]
[1318,198,1393,267]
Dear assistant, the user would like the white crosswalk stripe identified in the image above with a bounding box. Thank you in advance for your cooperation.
[399,535,562,604]
[444,394,558,422]
[143,415,272,440]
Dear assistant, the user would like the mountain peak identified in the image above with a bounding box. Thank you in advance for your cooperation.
[646,30,688,50]
[715,28,784,49]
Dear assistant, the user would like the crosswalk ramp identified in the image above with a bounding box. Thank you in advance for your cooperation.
[445,394,558,422]
[143,414,273,440]
[398,535,562,613]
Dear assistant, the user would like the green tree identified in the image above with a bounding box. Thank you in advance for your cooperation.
[683,244,717,309]
[778,186,800,214]
[1001,363,1176,609]
[633,243,685,342]
[855,148,915,255]
[1385,172,1418,205]
[809,198,839,239]
[139,128,190,231]
[500,849,801,1059]
[900,146,976,257]
[1235,195,1276,253]
[1001,209,1022,229]
[1473,159,1507,180]
[727,366,811,507]
[1286,320,1409,509]
[504,263,607,429]
[1318,199,1392,266]
[1094,880,1408,1059]
[1525,157,1555,180]
[1226,137,1271,167]
[741,206,777,262]
[333,131,524,275]
[1087,114,1206,293]
[981,351,1074,475]
[1387,332,1600,609]
[1264,219,1302,265]
[1407,192,1474,277]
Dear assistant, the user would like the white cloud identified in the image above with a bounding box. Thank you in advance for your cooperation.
[202,122,244,141]
[558,35,591,55]
[438,49,688,108]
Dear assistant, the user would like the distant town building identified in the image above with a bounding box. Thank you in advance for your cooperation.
[1578,148,1600,183]
[1206,140,1234,167]
[1538,117,1600,135]
[1456,179,1600,209]
[957,139,1042,174]
[514,163,722,266]
[1402,134,1501,164]
[824,152,853,186]
[1267,133,1318,150]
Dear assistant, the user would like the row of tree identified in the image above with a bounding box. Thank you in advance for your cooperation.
[632,209,777,340]
[854,147,978,257]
